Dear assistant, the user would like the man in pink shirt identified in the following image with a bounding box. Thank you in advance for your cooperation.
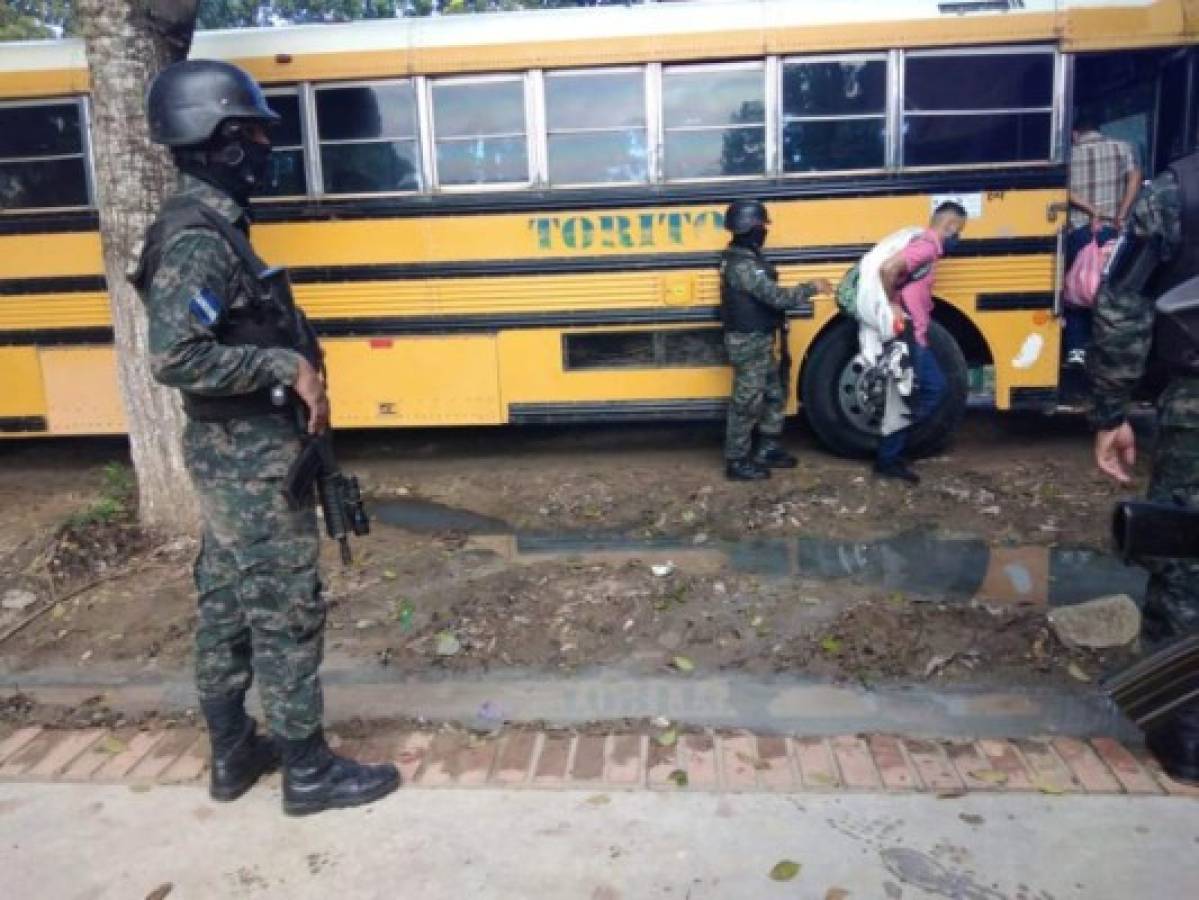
[873,201,968,483]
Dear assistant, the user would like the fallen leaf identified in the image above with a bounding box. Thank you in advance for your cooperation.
[935,789,967,800]
[98,735,127,755]
[671,655,695,674]
[655,728,678,748]
[769,860,801,882]
[1034,779,1065,795]
[585,793,611,806]
[736,751,769,772]
[381,570,398,581]
[967,768,1009,786]
[825,889,850,900]
[129,784,153,794]
[819,636,843,655]
[806,771,835,786]
[434,632,462,657]
[1067,661,1091,683]
[145,884,173,900]
[668,769,689,787]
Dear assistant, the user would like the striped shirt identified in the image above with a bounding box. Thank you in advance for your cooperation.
[1069,131,1138,229]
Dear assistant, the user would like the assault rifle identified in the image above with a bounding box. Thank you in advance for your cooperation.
[1103,500,1199,729]
[273,385,370,565]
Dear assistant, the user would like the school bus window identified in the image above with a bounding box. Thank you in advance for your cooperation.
[0,100,89,210]
[903,49,1054,167]
[432,78,529,186]
[662,64,765,180]
[545,69,648,185]
[782,57,887,172]
[316,82,420,194]
[262,92,307,197]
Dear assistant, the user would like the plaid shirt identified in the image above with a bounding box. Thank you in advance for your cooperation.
[1069,131,1138,228]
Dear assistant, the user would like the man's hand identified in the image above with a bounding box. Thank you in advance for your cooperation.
[293,357,331,435]
[810,278,834,295]
[1096,422,1136,485]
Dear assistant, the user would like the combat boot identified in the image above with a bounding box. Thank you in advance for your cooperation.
[200,693,279,802]
[752,437,798,469]
[725,457,770,481]
[1146,704,1199,785]
[873,460,921,485]
[280,729,400,817]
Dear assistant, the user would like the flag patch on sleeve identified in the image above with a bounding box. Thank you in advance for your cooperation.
[189,288,224,327]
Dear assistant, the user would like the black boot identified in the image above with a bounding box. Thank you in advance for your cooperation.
[752,437,798,469]
[873,460,920,485]
[1146,704,1199,785]
[280,729,400,817]
[725,457,770,481]
[200,694,279,802]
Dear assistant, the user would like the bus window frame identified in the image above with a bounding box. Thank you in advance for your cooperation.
[777,51,891,178]
[310,77,424,198]
[0,94,93,214]
[660,59,768,184]
[428,71,534,192]
[542,64,651,190]
[257,84,309,202]
[898,43,1059,172]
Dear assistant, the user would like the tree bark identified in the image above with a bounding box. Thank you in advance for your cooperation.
[77,1,200,533]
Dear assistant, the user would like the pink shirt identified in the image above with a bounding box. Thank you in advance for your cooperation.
[898,229,943,347]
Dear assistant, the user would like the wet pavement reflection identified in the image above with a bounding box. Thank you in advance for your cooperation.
[374,499,1145,609]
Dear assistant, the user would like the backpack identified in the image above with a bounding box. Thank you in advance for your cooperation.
[835,233,935,320]
[835,262,862,318]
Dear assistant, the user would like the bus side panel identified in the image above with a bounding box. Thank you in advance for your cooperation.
[498,327,733,412]
[39,347,125,434]
[322,335,503,427]
[0,347,48,431]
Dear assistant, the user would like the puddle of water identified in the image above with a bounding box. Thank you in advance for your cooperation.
[373,498,509,534]
[373,499,1146,608]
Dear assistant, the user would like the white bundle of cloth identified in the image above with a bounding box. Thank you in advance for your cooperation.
[854,226,922,436]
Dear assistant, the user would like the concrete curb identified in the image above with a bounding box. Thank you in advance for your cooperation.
[2,724,1197,798]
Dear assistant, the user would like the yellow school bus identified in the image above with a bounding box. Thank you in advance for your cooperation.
[1,0,1197,454]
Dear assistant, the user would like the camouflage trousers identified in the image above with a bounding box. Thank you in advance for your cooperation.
[1145,421,1199,642]
[724,331,785,460]
[185,416,324,741]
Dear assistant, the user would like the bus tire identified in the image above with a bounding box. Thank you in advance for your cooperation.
[800,317,968,459]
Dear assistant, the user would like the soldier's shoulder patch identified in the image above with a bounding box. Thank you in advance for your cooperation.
[189,287,224,327]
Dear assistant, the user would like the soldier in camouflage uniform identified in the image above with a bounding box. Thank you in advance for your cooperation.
[720,200,831,481]
[132,60,398,815]
[1090,151,1199,783]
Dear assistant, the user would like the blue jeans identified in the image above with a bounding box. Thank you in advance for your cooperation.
[1063,224,1118,355]
[877,342,947,467]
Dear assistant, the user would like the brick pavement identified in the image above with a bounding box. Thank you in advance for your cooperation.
[2,725,1197,797]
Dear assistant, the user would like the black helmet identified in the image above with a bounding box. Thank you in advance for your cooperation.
[147,59,279,148]
[724,199,770,236]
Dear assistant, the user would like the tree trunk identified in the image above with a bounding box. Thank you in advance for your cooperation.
[77,1,200,533]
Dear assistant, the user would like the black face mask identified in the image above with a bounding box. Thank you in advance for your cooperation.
[734,225,768,251]
[175,123,273,205]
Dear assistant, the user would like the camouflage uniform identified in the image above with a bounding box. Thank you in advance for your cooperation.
[1089,169,1198,639]
[141,174,323,740]
[721,245,816,460]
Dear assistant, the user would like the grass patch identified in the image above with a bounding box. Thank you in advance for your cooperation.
[68,462,135,527]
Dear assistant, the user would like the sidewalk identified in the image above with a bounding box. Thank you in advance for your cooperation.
[3,724,1198,898]
[3,781,1197,899]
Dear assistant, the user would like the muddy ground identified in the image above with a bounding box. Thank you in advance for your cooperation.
[0,412,1143,713]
